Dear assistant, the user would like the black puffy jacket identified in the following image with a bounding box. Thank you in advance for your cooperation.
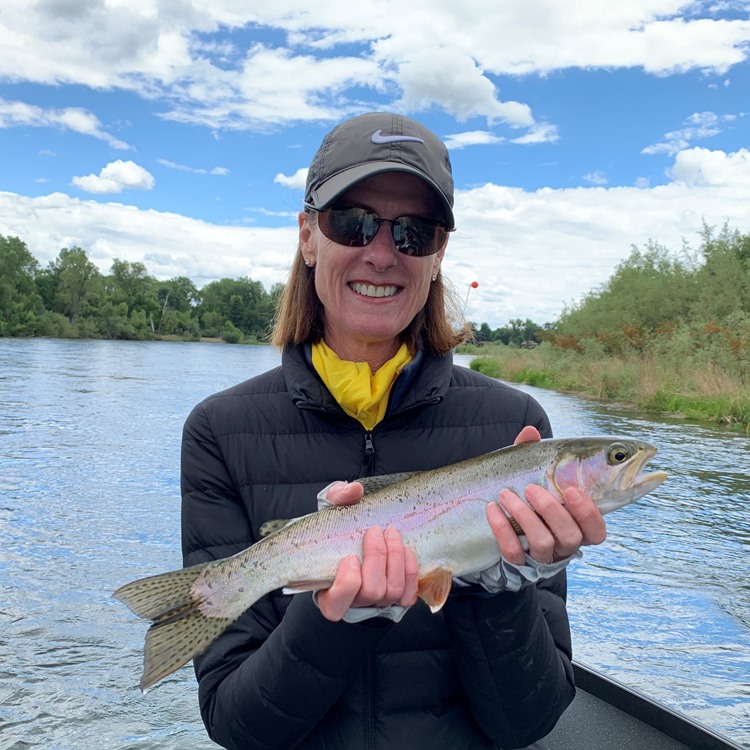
[181,345,575,750]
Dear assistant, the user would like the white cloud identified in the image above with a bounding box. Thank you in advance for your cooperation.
[444,131,506,150]
[511,123,559,145]
[394,47,534,127]
[0,191,297,289]
[1,2,749,131]
[447,146,750,324]
[441,123,559,152]
[643,111,739,155]
[583,171,609,186]
[0,98,130,149]
[160,45,382,129]
[275,168,308,189]
[71,160,155,194]
[4,147,749,327]
[157,158,230,175]
[667,146,750,186]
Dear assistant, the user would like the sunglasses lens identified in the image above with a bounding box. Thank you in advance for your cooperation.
[319,207,445,256]
[392,217,444,257]
[320,207,372,247]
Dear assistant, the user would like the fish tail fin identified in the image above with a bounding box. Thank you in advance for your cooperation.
[113,563,235,690]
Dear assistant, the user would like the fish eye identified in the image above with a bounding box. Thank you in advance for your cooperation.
[607,443,632,465]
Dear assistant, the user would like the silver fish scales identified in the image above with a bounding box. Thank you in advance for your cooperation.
[114,436,667,689]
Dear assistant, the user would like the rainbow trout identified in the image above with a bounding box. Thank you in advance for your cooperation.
[114,437,667,689]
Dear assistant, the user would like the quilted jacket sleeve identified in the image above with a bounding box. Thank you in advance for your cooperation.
[180,402,391,750]
[442,573,574,748]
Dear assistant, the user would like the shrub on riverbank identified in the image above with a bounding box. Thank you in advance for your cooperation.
[463,339,750,431]
[461,224,750,432]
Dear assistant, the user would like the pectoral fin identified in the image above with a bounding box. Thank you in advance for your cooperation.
[417,568,454,613]
[282,578,335,595]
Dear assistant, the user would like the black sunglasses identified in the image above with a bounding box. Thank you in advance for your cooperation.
[306,204,451,257]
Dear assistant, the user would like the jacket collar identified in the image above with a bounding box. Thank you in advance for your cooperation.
[282,343,453,416]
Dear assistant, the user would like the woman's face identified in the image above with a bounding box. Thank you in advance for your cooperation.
[299,172,447,364]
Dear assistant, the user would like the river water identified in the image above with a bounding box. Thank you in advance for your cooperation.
[0,338,748,749]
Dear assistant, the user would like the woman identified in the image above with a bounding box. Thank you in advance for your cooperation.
[181,112,606,750]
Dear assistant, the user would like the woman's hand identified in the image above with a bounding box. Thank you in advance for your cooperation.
[487,427,608,565]
[316,482,419,622]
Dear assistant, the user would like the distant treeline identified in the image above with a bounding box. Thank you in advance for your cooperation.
[0,235,283,343]
[2,224,749,365]
[0,233,550,346]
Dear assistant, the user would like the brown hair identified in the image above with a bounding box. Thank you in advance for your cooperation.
[270,219,470,355]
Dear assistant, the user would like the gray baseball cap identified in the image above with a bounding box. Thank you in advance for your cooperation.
[304,112,455,230]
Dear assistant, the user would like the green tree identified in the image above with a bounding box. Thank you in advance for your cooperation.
[476,322,493,343]
[488,319,543,347]
[98,300,135,339]
[693,224,750,321]
[198,277,273,340]
[556,240,695,351]
[50,247,103,324]
[105,259,160,336]
[159,309,201,338]
[155,276,200,333]
[0,235,43,336]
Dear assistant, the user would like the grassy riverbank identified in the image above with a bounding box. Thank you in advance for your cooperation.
[460,342,750,433]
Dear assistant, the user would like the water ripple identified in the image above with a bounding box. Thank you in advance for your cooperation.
[2,341,747,749]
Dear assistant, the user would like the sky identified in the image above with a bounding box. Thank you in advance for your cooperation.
[1,1,749,328]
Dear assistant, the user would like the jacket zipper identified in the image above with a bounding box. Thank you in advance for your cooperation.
[363,430,375,475]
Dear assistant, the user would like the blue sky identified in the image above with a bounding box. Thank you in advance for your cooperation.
[1,1,749,327]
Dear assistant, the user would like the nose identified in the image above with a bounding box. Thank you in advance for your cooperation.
[361,220,398,269]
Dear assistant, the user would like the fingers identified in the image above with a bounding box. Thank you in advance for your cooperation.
[317,526,418,621]
[514,425,542,445]
[487,501,528,565]
[489,484,607,565]
[563,487,607,546]
[326,481,365,506]
[353,526,390,606]
[317,555,364,621]
[354,527,417,608]
[401,545,420,607]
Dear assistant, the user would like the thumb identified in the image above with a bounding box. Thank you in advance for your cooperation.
[326,481,365,506]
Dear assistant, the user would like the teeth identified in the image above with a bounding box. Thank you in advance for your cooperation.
[350,283,399,298]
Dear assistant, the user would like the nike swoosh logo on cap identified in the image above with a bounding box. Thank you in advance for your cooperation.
[371,130,425,145]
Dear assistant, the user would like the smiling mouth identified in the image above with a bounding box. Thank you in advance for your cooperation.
[349,282,400,298]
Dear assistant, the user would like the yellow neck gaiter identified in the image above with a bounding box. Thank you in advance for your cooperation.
[312,340,413,430]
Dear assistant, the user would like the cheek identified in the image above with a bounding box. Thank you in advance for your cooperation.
[405,269,434,315]
[312,255,353,316]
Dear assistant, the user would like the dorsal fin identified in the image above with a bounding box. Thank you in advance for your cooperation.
[258,472,419,538]
[357,471,418,495]
[259,513,315,538]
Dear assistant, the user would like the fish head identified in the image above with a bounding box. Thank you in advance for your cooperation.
[547,438,668,515]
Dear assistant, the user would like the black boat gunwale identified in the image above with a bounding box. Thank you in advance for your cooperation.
[566,661,745,750]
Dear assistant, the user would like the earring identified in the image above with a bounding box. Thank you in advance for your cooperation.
[304,257,313,267]
[431,274,438,282]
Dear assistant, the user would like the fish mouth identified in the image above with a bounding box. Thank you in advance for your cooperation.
[600,442,668,513]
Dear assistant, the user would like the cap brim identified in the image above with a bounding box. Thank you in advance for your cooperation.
[307,161,455,231]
